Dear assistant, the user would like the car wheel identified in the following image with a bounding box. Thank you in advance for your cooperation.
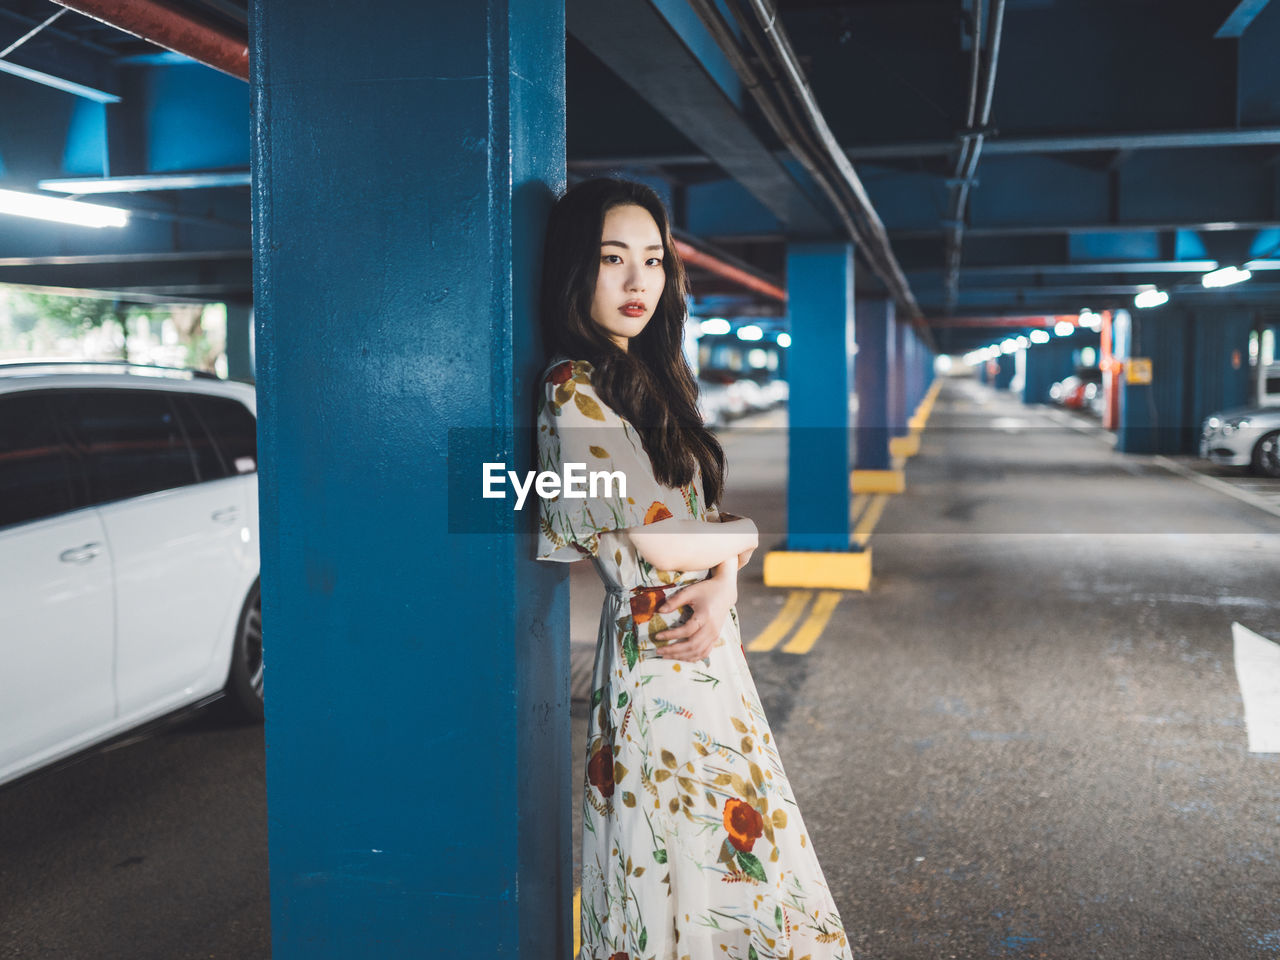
[226,580,264,721]
[1252,431,1280,479]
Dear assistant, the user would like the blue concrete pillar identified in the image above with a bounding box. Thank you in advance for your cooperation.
[250,2,568,957]
[888,316,908,437]
[1118,309,1190,454]
[993,352,1016,390]
[225,301,253,383]
[1191,307,1254,430]
[786,243,855,551]
[854,298,892,471]
[1022,338,1076,405]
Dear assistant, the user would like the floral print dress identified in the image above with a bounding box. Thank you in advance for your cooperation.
[536,358,850,960]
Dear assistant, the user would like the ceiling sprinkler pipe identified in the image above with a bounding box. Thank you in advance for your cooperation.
[51,0,248,80]
[691,0,923,325]
[945,0,1007,310]
[674,240,788,303]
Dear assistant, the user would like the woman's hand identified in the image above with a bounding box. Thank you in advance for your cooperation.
[653,565,738,662]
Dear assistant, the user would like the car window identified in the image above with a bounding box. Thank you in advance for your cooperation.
[186,394,257,475]
[0,392,77,529]
[175,394,230,481]
[56,389,198,506]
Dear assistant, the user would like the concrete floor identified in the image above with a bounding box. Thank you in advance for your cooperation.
[572,375,1280,959]
[3,374,1276,959]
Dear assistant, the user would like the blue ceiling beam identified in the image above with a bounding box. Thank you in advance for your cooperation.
[566,0,835,234]
[908,260,1222,276]
[1215,0,1273,38]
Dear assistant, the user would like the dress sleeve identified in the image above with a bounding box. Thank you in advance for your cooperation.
[534,360,666,562]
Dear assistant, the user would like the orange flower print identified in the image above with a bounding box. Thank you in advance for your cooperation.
[547,360,573,385]
[629,584,669,625]
[643,501,673,524]
[588,743,615,798]
[723,797,764,853]
[608,953,629,960]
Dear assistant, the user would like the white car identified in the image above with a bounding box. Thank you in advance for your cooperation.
[1200,404,1280,478]
[0,361,262,788]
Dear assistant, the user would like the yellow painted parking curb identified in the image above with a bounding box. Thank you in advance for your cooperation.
[763,548,872,591]
[573,886,580,958]
[889,433,920,458]
[850,469,905,494]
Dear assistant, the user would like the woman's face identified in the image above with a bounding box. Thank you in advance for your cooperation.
[589,203,666,352]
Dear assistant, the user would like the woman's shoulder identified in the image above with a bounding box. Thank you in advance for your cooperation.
[540,356,596,388]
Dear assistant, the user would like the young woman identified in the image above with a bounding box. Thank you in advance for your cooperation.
[535,178,849,959]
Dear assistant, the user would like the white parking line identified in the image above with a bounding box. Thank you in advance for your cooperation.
[1233,622,1280,754]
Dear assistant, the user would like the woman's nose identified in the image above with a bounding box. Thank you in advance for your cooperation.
[625,265,644,291]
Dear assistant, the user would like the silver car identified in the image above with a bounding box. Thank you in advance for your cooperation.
[1200,404,1280,478]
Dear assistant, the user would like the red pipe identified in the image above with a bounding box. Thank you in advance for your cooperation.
[674,240,787,303]
[53,0,248,80]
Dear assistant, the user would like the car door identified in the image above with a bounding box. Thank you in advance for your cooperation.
[0,391,115,781]
[57,388,247,719]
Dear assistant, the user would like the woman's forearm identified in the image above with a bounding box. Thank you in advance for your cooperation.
[624,517,758,572]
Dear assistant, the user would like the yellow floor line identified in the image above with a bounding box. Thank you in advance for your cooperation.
[850,492,869,522]
[573,886,580,958]
[747,590,813,651]
[853,493,888,547]
[782,590,844,654]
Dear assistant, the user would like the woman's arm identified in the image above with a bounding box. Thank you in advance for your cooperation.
[616,515,758,572]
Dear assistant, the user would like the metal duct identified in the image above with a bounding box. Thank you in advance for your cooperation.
[51,0,248,80]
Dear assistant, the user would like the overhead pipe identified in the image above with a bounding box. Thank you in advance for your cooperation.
[943,0,1007,312]
[674,239,787,303]
[686,0,924,330]
[51,0,248,80]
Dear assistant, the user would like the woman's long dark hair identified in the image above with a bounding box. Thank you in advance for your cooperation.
[540,177,726,509]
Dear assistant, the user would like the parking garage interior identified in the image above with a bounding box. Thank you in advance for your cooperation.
[0,1,1278,958]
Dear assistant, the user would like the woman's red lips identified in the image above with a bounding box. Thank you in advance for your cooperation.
[620,301,646,317]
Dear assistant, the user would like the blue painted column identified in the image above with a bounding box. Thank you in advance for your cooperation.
[993,352,1016,390]
[854,298,892,471]
[1118,309,1189,454]
[250,2,568,957]
[1022,338,1075,405]
[888,316,908,438]
[225,301,253,383]
[786,243,855,551]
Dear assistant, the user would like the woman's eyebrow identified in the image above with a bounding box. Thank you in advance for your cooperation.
[601,240,664,251]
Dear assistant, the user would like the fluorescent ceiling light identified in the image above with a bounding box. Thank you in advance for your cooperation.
[0,188,129,228]
[1054,320,1075,337]
[39,172,251,194]
[736,324,763,342]
[1029,329,1051,344]
[775,332,791,348]
[700,317,730,336]
[1201,265,1252,288]
[1134,288,1169,309]
[1000,338,1017,354]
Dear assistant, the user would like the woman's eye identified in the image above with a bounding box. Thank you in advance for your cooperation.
[647,258,663,267]
[602,255,621,264]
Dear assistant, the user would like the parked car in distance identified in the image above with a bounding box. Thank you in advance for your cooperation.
[697,370,788,428]
[1200,404,1280,478]
[1049,366,1103,411]
[0,360,262,788]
